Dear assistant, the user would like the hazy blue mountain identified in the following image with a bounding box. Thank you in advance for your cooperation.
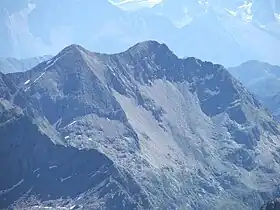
[1,0,280,66]
[228,60,280,119]
[2,41,280,209]
[0,55,52,73]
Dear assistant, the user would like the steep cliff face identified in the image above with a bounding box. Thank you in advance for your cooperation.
[2,41,280,209]
[0,99,151,210]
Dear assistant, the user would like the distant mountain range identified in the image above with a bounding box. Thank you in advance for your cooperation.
[2,41,280,209]
[229,61,280,120]
[1,0,280,66]
[0,55,52,73]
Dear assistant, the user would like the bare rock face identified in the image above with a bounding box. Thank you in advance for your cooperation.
[0,99,151,210]
[261,198,280,210]
[2,41,280,209]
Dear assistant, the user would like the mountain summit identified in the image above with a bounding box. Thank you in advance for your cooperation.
[2,41,280,209]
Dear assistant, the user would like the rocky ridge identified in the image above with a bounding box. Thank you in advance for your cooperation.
[1,41,280,209]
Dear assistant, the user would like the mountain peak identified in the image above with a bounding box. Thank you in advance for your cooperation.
[133,40,162,47]
[44,44,91,70]
[3,41,280,210]
[127,40,171,54]
[59,44,88,56]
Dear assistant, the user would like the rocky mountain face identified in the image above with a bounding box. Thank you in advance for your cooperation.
[260,198,280,210]
[228,61,280,120]
[0,55,52,73]
[2,41,280,209]
[1,0,280,67]
[0,99,150,210]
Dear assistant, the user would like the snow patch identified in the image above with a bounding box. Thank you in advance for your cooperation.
[109,0,162,10]
[60,176,72,182]
[198,0,208,7]
[69,205,77,210]
[67,120,77,127]
[0,179,24,195]
[46,59,52,65]
[45,56,60,70]
[31,206,62,209]
[203,88,220,99]
[225,9,237,17]
[238,2,252,9]
[64,136,70,140]
[24,87,30,92]
[33,168,40,173]
[34,72,46,83]
[49,165,58,169]
[275,13,280,21]
[24,79,30,85]
[229,99,241,108]
[237,2,253,22]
